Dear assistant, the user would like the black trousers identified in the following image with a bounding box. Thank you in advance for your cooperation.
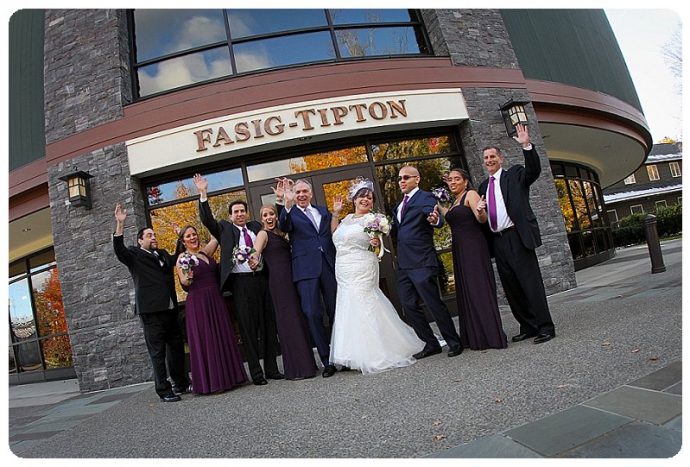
[397,266,461,350]
[493,229,555,335]
[231,273,280,381]
[139,309,189,397]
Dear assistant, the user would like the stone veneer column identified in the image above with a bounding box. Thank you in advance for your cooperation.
[421,9,577,295]
[44,10,154,391]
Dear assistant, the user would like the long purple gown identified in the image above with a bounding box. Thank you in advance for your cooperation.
[185,256,248,393]
[262,231,318,379]
[445,192,508,350]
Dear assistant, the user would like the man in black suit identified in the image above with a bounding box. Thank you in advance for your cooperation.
[477,123,556,344]
[194,174,282,386]
[391,166,463,359]
[113,203,189,402]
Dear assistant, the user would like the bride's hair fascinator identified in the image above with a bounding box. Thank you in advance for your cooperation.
[347,177,375,201]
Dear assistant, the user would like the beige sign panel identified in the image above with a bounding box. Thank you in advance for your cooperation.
[126,89,468,175]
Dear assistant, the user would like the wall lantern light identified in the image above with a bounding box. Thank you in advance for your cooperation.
[500,99,529,137]
[59,170,93,209]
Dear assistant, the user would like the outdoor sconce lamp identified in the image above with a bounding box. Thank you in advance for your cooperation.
[59,170,93,209]
[500,99,529,137]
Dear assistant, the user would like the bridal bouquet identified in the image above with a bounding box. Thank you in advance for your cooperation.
[432,187,453,206]
[363,212,392,259]
[233,245,264,271]
[178,252,199,283]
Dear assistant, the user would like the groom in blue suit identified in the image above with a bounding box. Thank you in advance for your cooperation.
[278,178,340,377]
[392,166,463,359]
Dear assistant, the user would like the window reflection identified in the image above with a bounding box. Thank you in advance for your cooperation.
[583,181,600,227]
[40,335,73,369]
[554,179,575,232]
[336,27,422,57]
[330,9,412,24]
[372,136,451,162]
[133,10,227,62]
[234,32,335,73]
[569,180,590,229]
[16,341,42,372]
[9,279,35,341]
[147,168,243,206]
[227,9,327,38]
[247,146,367,182]
[32,268,67,338]
[138,47,232,97]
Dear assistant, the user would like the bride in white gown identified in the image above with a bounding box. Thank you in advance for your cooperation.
[329,178,424,374]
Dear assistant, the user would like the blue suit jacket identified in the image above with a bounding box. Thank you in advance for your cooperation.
[279,204,337,282]
[391,189,444,270]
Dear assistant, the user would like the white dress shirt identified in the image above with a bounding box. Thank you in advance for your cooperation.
[488,168,515,232]
[232,224,256,273]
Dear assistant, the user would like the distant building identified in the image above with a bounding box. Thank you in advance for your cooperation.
[603,142,682,226]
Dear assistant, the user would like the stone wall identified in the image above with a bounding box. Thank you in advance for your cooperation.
[47,144,152,392]
[44,10,131,144]
[44,10,151,391]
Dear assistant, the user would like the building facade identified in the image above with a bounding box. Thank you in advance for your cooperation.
[604,142,682,225]
[8,9,652,390]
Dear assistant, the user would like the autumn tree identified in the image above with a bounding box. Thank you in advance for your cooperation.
[33,268,73,369]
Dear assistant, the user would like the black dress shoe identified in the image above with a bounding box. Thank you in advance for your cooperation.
[159,393,181,402]
[253,378,268,385]
[266,373,285,380]
[413,347,442,359]
[447,346,463,357]
[322,365,337,378]
[533,332,555,344]
[511,332,537,342]
[172,384,192,395]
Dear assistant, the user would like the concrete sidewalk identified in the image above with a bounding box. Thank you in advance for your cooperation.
[7,238,683,458]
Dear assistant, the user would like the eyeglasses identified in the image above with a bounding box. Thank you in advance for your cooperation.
[398,175,419,181]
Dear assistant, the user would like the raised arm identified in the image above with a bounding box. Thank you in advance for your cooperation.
[330,195,343,233]
[514,123,541,185]
[113,203,133,267]
[200,236,219,257]
[194,173,223,239]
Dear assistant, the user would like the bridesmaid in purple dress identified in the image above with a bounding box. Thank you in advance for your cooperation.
[439,169,508,350]
[251,205,318,380]
[175,226,248,394]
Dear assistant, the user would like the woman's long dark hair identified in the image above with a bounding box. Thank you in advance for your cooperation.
[448,167,473,189]
[174,225,197,257]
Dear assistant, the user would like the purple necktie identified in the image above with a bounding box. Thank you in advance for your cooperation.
[488,176,497,231]
[400,195,409,221]
[242,227,254,248]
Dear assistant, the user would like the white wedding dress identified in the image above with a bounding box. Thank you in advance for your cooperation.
[330,214,425,374]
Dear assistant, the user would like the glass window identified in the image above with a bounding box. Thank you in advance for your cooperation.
[437,251,455,296]
[568,180,590,230]
[624,174,636,184]
[555,179,575,232]
[655,200,668,210]
[9,260,26,280]
[133,10,227,62]
[581,230,595,256]
[247,146,368,182]
[330,9,412,24]
[147,168,243,206]
[29,249,56,272]
[40,335,73,370]
[582,181,600,227]
[670,161,681,177]
[234,32,335,73]
[138,47,232,97]
[9,346,17,374]
[607,209,618,226]
[372,136,452,162]
[336,27,423,57]
[568,233,584,260]
[630,205,644,215]
[31,268,67,338]
[647,165,660,181]
[15,341,43,372]
[227,9,327,38]
[9,278,35,341]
